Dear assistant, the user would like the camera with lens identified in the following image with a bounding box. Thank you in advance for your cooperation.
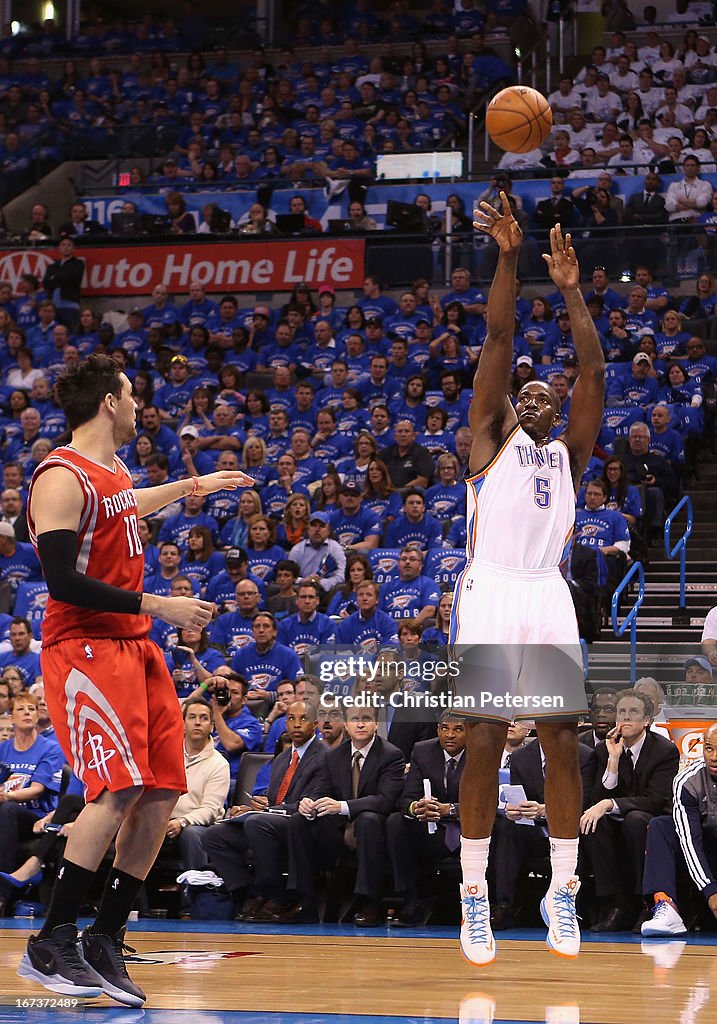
[214,685,231,706]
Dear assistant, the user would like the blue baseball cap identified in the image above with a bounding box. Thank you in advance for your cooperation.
[685,656,713,676]
[309,512,330,524]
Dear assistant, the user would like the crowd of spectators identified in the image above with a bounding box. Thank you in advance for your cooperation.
[0,255,711,922]
[0,261,709,632]
[0,2,527,205]
[499,22,717,173]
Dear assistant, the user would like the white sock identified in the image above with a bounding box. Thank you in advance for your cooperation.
[549,837,579,890]
[460,836,490,886]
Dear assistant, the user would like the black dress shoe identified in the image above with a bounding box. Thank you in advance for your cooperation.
[235,896,265,922]
[245,898,288,923]
[273,903,320,924]
[393,903,425,927]
[590,906,634,932]
[353,902,384,927]
[490,903,516,931]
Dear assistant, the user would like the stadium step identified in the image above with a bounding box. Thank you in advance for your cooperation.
[589,443,716,680]
[589,643,702,662]
[596,513,711,650]
[645,572,716,583]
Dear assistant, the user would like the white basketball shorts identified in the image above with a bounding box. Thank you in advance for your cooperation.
[448,560,587,722]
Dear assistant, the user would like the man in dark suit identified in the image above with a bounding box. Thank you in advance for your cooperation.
[623,172,668,227]
[490,736,596,929]
[284,700,405,926]
[580,688,679,931]
[579,689,617,748]
[57,203,107,239]
[42,235,84,334]
[387,715,466,925]
[623,171,667,267]
[203,701,328,919]
[533,177,575,232]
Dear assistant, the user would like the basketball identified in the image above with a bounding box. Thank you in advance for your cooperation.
[486,85,553,154]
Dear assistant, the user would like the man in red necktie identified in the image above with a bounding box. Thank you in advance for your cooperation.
[202,700,328,921]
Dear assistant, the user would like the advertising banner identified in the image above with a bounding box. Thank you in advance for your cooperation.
[0,238,366,296]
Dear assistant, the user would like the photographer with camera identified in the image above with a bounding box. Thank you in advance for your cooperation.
[622,421,680,542]
[165,626,226,698]
[187,670,263,784]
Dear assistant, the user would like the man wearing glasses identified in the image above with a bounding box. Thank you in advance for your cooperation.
[579,689,679,932]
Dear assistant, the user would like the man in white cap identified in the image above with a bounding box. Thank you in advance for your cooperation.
[606,352,660,407]
[178,426,215,477]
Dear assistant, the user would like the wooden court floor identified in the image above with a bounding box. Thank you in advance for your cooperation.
[1,923,716,1023]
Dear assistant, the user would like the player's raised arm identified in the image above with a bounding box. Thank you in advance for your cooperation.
[468,192,521,466]
[543,225,606,486]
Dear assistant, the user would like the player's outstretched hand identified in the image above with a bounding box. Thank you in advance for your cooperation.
[194,470,254,495]
[160,596,214,631]
[542,224,580,290]
[473,190,522,253]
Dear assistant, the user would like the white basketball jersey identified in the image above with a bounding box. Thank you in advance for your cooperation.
[464,423,575,570]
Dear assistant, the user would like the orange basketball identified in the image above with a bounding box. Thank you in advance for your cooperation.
[486,86,553,154]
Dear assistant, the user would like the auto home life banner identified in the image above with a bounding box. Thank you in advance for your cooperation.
[0,238,366,296]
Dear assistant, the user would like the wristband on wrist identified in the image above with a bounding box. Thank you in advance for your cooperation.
[198,681,209,692]
[190,476,200,496]
[409,801,418,817]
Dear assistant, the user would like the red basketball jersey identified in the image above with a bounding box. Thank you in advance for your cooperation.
[28,446,151,647]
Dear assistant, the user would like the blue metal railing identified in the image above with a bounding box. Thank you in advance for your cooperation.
[664,496,693,611]
[612,561,646,685]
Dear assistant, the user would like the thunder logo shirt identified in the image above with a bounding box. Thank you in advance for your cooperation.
[463,424,575,570]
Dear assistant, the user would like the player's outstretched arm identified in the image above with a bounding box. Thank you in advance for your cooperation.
[31,466,215,630]
[469,192,520,463]
[133,469,255,518]
[543,225,605,485]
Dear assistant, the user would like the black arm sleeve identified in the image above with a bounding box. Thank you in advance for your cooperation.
[37,530,144,615]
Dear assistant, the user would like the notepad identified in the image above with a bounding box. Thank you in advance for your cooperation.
[498,784,535,826]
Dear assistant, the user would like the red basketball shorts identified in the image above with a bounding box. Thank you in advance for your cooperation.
[41,637,186,803]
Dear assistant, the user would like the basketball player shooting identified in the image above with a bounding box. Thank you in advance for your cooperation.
[18,354,253,1004]
[451,195,605,963]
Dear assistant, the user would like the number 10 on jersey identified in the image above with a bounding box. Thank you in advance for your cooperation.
[534,476,552,508]
[124,513,143,556]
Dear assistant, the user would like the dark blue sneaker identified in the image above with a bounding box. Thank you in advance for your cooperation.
[81,927,146,1007]
[17,923,104,997]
